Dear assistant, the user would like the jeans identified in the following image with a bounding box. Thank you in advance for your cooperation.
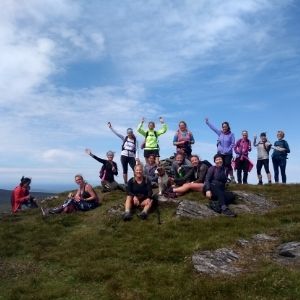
[272,156,287,183]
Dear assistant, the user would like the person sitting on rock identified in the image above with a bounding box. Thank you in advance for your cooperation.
[11,176,38,213]
[162,152,192,198]
[204,154,236,217]
[143,154,158,188]
[44,174,100,215]
[123,164,153,221]
[172,155,209,195]
[85,148,124,192]
[171,152,192,187]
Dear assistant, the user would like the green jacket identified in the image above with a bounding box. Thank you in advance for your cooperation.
[137,123,168,150]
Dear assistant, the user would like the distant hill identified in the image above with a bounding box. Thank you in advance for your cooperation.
[0,189,56,213]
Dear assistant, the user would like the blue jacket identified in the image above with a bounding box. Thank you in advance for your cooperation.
[272,139,290,159]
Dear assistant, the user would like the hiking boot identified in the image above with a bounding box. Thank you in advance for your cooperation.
[258,181,263,185]
[221,207,236,217]
[230,177,236,184]
[209,201,222,214]
[138,211,148,220]
[122,211,132,221]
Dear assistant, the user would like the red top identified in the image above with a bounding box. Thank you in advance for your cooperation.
[11,185,29,213]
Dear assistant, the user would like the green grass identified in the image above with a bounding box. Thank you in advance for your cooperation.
[1,185,300,299]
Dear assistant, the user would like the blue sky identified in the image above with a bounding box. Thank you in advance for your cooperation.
[1,0,299,191]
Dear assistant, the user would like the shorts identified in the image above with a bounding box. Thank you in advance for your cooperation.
[144,149,160,158]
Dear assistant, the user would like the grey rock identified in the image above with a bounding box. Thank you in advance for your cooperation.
[278,242,300,258]
[252,234,278,242]
[107,204,124,216]
[236,239,250,247]
[192,248,242,276]
[233,190,276,214]
[176,200,219,219]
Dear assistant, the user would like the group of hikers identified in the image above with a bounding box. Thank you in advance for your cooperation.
[11,117,290,219]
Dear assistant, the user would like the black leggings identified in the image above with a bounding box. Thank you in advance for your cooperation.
[272,156,287,183]
[219,154,233,176]
[210,184,235,207]
[121,155,136,174]
[256,159,270,175]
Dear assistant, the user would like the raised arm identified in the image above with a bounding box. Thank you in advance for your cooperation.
[85,148,106,164]
[137,117,147,136]
[156,117,168,136]
[205,118,221,136]
[107,122,125,140]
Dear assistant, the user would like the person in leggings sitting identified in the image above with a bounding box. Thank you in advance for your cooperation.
[204,154,236,217]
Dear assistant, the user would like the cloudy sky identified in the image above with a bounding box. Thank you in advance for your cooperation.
[1,0,299,191]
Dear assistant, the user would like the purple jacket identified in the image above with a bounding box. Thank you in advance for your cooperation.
[206,120,235,155]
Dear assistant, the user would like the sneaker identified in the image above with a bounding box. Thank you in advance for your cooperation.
[158,195,168,202]
[48,206,63,214]
[138,211,148,220]
[221,207,236,217]
[40,207,48,216]
[122,212,132,221]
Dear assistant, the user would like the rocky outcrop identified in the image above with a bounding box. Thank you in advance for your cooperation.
[176,200,218,218]
[232,190,276,214]
[176,191,276,219]
[192,248,241,276]
[275,242,300,266]
[192,234,279,276]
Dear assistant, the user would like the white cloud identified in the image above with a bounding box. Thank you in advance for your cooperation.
[41,149,76,163]
[0,0,299,187]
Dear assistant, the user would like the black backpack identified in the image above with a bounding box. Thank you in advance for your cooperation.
[141,130,159,149]
[202,160,212,168]
[121,135,137,153]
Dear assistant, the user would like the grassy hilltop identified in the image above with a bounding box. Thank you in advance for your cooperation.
[1,184,300,299]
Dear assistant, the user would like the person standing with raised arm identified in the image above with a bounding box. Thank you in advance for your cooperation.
[137,116,168,165]
[205,117,236,183]
[107,122,138,184]
[253,132,272,185]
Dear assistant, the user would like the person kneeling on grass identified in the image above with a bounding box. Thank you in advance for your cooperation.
[123,164,153,221]
[204,154,236,217]
[43,174,100,215]
[11,176,38,213]
[85,148,124,192]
